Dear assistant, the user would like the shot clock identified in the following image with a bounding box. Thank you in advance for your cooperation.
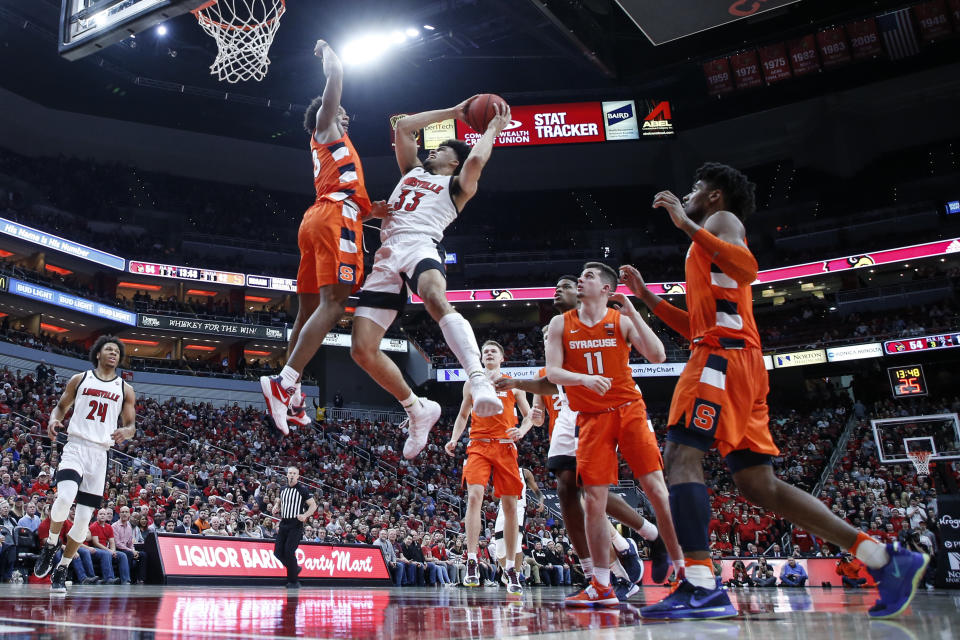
[887,365,928,398]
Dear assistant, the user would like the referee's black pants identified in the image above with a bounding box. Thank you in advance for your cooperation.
[274,520,302,582]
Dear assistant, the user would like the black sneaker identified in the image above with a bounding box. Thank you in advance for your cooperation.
[50,566,67,594]
[103,577,121,585]
[650,533,671,584]
[34,541,61,578]
[82,577,100,585]
[464,559,480,587]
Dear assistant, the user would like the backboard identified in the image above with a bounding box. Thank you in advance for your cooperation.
[872,413,960,464]
[60,0,209,60]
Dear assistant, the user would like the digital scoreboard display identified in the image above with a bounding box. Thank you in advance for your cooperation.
[888,365,928,398]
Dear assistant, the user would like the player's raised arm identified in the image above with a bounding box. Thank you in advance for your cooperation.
[620,265,691,341]
[452,102,510,210]
[394,96,476,174]
[313,40,344,140]
[544,315,611,395]
[610,293,666,364]
[47,373,83,441]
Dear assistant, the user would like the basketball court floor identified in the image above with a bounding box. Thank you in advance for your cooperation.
[0,584,955,639]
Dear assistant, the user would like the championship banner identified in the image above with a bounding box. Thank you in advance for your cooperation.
[703,58,735,96]
[846,18,884,60]
[758,42,791,83]
[456,101,605,147]
[638,557,876,587]
[816,27,852,68]
[787,35,821,76]
[151,533,391,584]
[729,51,763,89]
[913,0,953,41]
[411,236,960,304]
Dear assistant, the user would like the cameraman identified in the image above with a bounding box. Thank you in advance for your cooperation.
[836,552,866,588]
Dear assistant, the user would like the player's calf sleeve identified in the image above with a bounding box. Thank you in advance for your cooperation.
[438,313,483,375]
[669,482,711,553]
[51,480,78,523]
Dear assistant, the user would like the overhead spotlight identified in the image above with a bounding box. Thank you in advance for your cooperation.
[423,24,435,30]
[390,30,406,44]
[342,35,390,66]
[156,24,167,36]
[405,27,420,38]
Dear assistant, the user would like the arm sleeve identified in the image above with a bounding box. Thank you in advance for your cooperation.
[691,228,759,285]
[651,300,692,341]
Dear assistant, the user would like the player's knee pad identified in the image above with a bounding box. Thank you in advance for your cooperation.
[68,505,96,543]
[51,480,79,522]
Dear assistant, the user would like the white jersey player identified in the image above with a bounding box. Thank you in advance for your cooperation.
[493,468,542,568]
[350,97,513,461]
[35,336,136,594]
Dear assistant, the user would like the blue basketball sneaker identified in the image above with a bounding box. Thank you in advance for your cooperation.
[640,580,738,620]
[617,538,644,584]
[866,542,929,618]
[649,533,671,583]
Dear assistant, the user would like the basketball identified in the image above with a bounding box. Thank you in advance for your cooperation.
[465,93,509,133]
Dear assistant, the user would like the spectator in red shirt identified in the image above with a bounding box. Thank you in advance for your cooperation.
[88,508,130,584]
[792,529,818,555]
[28,471,51,498]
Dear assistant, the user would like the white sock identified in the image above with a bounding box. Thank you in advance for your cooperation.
[638,520,659,541]
[505,559,515,570]
[685,563,715,590]
[438,313,483,376]
[47,533,59,546]
[58,554,73,568]
[581,557,594,579]
[593,567,611,586]
[854,538,890,569]
[674,557,685,570]
[401,393,421,415]
[279,366,299,392]
[468,553,477,562]
[610,559,628,581]
[610,529,630,553]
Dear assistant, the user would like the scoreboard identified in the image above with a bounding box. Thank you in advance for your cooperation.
[887,365,928,398]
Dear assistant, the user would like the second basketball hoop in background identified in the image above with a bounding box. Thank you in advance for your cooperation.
[193,0,286,83]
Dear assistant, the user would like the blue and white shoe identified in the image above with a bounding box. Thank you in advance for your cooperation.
[613,577,640,601]
[617,538,644,584]
[640,579,738,620]
[866,542,930,618]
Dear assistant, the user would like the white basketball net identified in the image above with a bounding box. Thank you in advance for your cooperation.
[907,451,932,476]
[193,0,286,83]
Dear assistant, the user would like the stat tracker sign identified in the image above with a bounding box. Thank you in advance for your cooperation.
[155,534,390,583]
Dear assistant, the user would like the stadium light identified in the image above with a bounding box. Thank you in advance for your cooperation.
[156,24,167,36]
[405,27,420,38]
[423,24,435,30]
[342,34,391,66]
[390,30,407,44]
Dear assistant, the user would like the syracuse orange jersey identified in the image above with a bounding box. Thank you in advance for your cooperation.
[685,240,761,349]
[561,308,642,413]
[537,366,562,438]
[310,133,372,215]
[470,378,518,439]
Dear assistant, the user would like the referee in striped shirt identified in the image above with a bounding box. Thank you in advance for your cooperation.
[272,466,317,588]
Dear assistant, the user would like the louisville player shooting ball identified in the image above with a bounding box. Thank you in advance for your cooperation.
[465,93,509,132]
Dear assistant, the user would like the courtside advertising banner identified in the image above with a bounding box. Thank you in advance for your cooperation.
[936,496,960,588]
[638,557,876,587]
[155,534,390,582]
[457,101,606,147]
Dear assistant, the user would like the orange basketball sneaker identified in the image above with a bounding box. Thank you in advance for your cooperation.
[564,579,619,608]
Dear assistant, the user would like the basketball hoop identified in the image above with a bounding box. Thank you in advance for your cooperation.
[907,450,932,477]
[192,0,286,83]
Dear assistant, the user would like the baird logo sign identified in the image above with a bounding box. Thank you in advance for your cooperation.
[939,515,960,530]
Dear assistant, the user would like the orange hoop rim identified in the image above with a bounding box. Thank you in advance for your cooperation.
[192,0,286,33]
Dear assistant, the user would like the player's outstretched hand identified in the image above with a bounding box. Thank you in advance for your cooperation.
[453,95,480,122]
[47,418,62,441]
[653,190,689,229]
[365,200,389,220]
[609,292,632,310]
[487,102,511,134]
[618,265,646,297]
[494,377,519,391]
[111,426,135,445]
[529,407,544,427]
[506,427,522,442]
[584,375,613,396]
[444,440,457,457]
[314,40,330,57]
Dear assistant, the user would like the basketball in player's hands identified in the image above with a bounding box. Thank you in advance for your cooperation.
[465,93,509,132]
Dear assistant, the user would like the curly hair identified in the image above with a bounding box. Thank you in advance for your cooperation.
[303,95,323,134]
[89,335,124,367]
[694,162,757,220]
[439,139,471,175]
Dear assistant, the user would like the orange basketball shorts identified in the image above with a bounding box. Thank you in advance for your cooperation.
[666,346,780,458]
[576,399,662,486]
[462,440,523,498]
[297,198,364,294]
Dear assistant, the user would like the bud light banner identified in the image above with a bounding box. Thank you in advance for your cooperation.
[151,533,391,585]
[936,496,960,588]
[602,100,640,140]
